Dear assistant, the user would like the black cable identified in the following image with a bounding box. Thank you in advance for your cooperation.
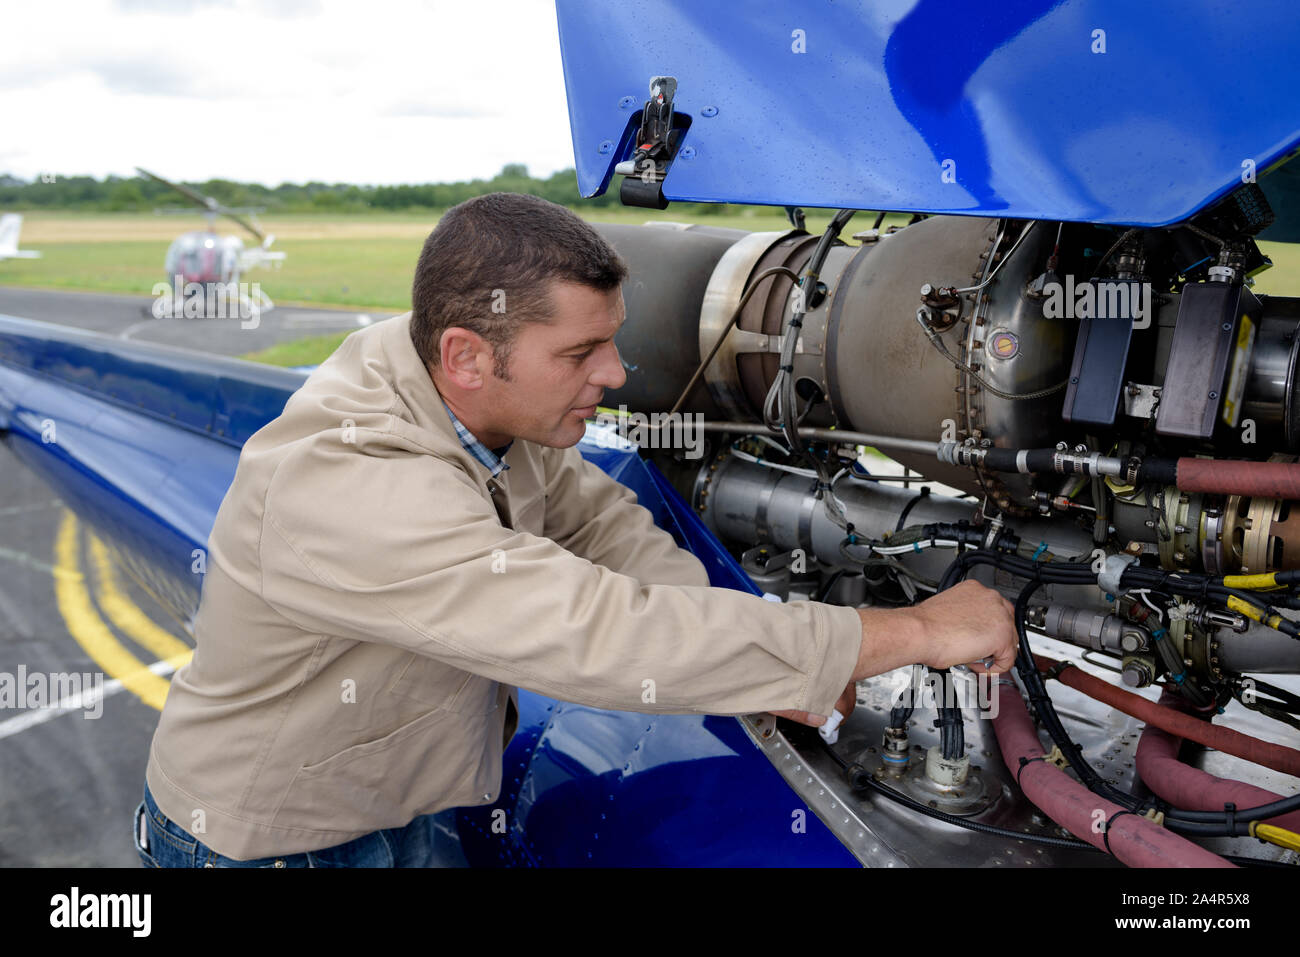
[1244,677,1300,712]
[932,668,964,760]
[1237,697,1300,732]
[758,211,858,538]
[1011,578,1123,801]
[814,569,848,603]
[1093,227,1140,276]
[894,487,931,533]
[939,547,1300,835]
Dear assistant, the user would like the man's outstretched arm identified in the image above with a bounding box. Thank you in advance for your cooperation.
[538,442,710,587]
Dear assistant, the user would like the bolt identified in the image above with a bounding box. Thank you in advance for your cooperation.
[679,146,696,160]
[1209,391,1218,400]
[597,140,614,155]
[701,105,718,117]
[618,96,637,109]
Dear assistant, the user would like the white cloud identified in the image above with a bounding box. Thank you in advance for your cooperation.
[0,0,576,186]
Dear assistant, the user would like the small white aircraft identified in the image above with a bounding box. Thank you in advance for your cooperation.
[0,214,41,261]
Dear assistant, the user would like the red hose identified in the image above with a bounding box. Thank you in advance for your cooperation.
[992,677,1233,867]
[1035,653,1300,779]
[1176,457,1300,497]
[1136,690,1300,831]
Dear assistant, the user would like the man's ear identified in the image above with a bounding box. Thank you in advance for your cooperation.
[438,327,491,390]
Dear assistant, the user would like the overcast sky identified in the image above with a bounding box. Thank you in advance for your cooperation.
[0,0,577,186]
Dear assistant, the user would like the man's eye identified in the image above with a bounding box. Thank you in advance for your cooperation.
[570,349,594,362]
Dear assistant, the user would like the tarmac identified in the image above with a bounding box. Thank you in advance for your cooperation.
[0,286,426,866]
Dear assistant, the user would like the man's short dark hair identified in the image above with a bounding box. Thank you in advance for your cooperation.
[410,192,628,380]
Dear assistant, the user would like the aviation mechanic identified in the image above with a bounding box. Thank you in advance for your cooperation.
[137,193,1018,866]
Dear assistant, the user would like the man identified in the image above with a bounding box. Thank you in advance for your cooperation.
[135,192,1018,868]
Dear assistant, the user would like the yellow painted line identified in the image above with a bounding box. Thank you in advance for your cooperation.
[53,511,186,712]
[87,534,193,663]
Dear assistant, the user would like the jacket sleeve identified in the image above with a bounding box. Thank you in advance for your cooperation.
[539,444,710,587]
[257,441,862,718]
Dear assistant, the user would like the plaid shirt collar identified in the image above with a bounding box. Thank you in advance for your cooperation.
[441,400,511,478]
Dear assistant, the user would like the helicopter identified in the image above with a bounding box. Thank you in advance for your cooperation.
[136,166,285,320]
[2,0,1299,871]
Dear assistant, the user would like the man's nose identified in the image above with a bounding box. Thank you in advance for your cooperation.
[592,340,627,391]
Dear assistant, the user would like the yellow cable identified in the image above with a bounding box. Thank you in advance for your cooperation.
[1223,572,1277,589]
[1226,595,1266,623]
[1250,822,1300,853]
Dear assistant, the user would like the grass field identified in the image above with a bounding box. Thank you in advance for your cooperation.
[6,208,1300,367]
[0,208,862,314]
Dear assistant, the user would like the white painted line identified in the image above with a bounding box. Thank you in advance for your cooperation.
[0,657,180,740]
[282,311,375,329]
[0,545,57,575]
[0,499,62,518]
[117,320,156,341]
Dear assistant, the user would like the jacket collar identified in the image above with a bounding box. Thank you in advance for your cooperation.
[373,311,515,477]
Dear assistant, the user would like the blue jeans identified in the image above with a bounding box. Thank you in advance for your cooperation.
[133,782,468,867]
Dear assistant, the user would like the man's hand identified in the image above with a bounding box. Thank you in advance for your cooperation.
[769,579,1016,730]
[852,579,1019,679]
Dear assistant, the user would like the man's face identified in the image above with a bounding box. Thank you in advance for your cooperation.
[481,280,627,448]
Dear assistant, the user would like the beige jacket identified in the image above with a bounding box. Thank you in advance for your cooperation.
[146,312,863,859]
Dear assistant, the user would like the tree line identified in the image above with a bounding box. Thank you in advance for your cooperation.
[0,164,742,216]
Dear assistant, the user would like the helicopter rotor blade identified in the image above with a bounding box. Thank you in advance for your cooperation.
[137,167,266,242]
[219,209,266,243]
[135,166,218,211]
